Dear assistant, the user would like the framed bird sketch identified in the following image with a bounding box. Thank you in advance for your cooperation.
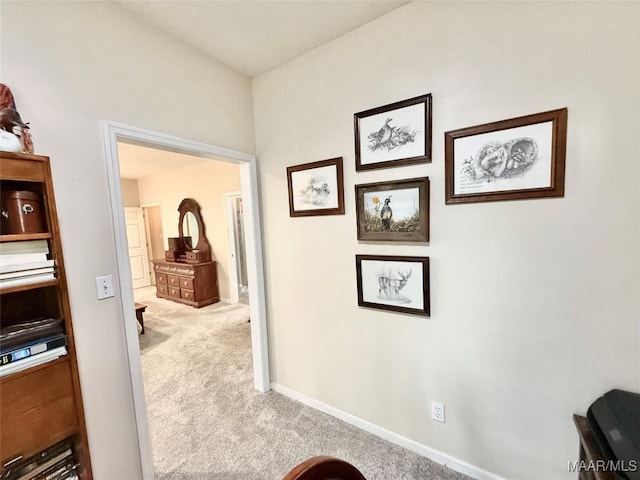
[354,94,432,171]
[445,108,567,204]
[287,157,345,217]
[356,254,430,317]
[355,177,429,242]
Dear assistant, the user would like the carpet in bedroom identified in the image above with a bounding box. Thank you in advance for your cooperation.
[135,287,471,480]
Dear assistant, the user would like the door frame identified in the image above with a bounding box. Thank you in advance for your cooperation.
[224,191,242,304]
[102,121,270,480]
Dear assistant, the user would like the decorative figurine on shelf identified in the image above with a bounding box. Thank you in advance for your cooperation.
[0,83,34,154]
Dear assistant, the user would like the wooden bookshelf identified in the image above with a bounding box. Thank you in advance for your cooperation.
[0,232,52,243]
[0,152,92,479]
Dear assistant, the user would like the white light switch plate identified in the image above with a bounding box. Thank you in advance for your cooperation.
[95,275,115,300]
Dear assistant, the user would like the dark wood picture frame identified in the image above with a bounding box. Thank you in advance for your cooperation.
[445,108,568,204]
[354,94,432,171]
[287,157,345,217]
[356,254,430,317]
[355,177,429,242]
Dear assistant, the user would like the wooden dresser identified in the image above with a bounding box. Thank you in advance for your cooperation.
[152,259,219,307]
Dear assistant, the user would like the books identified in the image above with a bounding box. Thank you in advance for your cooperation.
[0,328,68,377]
[1,317,64,351]
[0,241,54,289]
[0,260,55,274]
[0,346,67,378]
[0,240,49,263]
[0,273,56,289]
[0,267,55,280]
[1,438,78,480]
[1,333,67,366]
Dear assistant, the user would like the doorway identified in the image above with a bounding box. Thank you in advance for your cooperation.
[142,205,163,285]
[102,121,269,480]
[225,192,249,305]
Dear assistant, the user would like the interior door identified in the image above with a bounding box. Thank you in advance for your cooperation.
[143,205,164,285]
[124,207,151,289]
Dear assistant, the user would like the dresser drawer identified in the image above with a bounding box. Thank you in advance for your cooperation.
[168,286,181,298]
[179,277,194,290]
[156,273,168,284]
[180,288,195,301]
[157,283,168,295]
[167,275,180,287]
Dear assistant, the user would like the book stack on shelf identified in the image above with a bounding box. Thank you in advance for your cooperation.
[1,438,79,480]
[0,240,55,289]
[0,318,67,377]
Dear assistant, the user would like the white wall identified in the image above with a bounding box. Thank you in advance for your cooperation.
[121,178,141,207]
[137,160,241,301]
[1,2,254,478]
[252,2,640,479]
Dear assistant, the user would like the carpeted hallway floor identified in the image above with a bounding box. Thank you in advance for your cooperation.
[135,286,471,480]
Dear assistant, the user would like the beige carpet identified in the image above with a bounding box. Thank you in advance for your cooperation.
[135,286,471,480]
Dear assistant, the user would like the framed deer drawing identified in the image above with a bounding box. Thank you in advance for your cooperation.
[355,254,430,317]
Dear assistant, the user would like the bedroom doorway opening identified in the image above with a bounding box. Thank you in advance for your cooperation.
[102,121,269,480]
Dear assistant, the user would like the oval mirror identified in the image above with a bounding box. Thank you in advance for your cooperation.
[183,211,199,249]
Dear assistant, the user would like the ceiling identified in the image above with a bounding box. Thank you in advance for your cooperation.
[113,0,409,78]
[115,1,409,178]
[117,142,214,179]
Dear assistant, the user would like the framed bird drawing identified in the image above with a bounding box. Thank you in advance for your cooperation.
[354,94,432,171]
[355,177,429,242]
[287,157,345,217]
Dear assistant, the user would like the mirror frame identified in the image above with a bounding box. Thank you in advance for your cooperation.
[177,198,211,259]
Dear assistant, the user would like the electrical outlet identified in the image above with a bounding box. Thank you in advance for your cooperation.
[95,275,115,300]
[431,401,445,423]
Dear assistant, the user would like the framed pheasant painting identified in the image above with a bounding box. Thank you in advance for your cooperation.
[355,177,429,242]
[287,157,345,217]
[354,94,432,171]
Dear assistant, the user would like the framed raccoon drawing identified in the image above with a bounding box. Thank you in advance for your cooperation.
[444,108,568,204]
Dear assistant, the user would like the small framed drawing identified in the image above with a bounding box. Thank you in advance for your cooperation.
[354,94,432,171]
[287,157,345,217]
[445,108,568,204]
[356,254,430,317]
[355,177,429,242]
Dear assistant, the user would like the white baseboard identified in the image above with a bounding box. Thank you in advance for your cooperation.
[270,382,506,480]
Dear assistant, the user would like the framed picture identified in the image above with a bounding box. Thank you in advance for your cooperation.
[355,177,429,242]
[444,108,568,204]
[356,254,430,317]
[354,94,432,171]
[287,157,345,217]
